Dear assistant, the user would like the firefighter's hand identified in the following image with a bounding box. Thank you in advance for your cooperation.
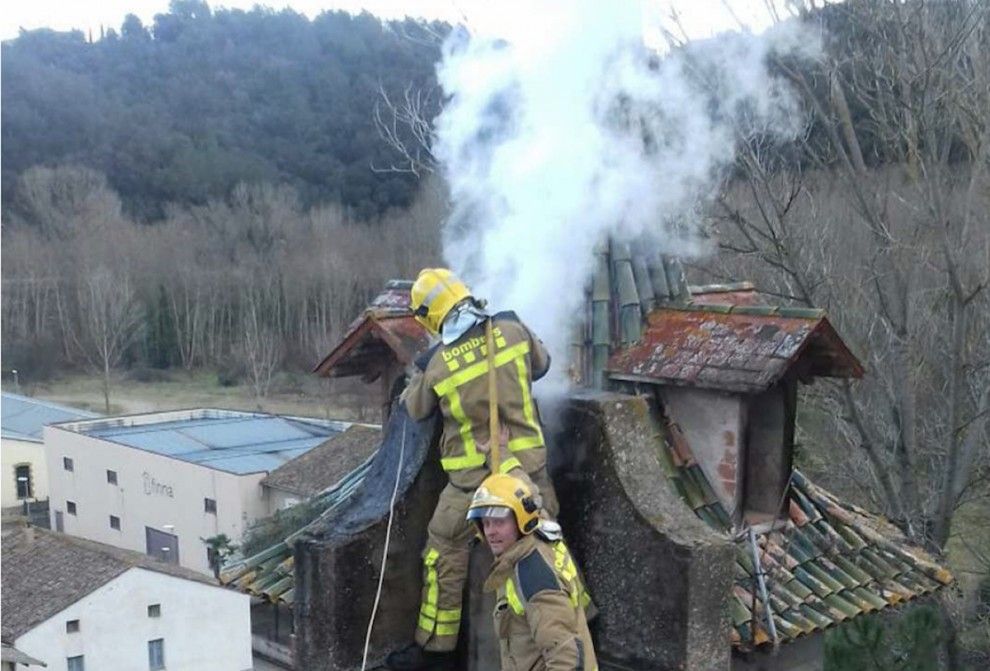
[476,424,509,454]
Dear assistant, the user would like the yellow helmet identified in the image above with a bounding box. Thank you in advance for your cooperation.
[410,268,472,334]
[466,473,540,535]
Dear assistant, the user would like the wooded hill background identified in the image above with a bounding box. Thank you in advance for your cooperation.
[1,1,445,221]
[1,2,988,667]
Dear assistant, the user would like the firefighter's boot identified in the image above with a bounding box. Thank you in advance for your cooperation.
[384,643,456,671]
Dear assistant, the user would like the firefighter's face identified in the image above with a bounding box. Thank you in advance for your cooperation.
[482,515,520,556]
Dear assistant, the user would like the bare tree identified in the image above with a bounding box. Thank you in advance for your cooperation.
[71,268,144,412]
[700,1,989,664]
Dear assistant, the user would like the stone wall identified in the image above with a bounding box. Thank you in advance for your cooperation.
[551,391,736,671]
[294,406,444,671]
[295,391,737,671]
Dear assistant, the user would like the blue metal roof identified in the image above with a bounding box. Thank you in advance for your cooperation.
[1,392,99,442]
[69,410,347,475]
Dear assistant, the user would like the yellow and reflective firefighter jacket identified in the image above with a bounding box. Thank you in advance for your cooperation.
[485,534,597,671]
[403,311,550,491]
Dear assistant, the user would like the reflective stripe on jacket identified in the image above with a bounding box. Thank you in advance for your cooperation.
[403,311,550,490]
[486,535,597,671]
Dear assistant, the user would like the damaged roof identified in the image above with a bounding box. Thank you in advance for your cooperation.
[313,280,431,381]
[608,303,864,394]
[656,419,953,651]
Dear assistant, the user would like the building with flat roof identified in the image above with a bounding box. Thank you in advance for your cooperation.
[1,392,97,512]
[45,408,351,574]
[2,522,251,671]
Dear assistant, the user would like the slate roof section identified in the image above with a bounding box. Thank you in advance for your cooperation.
[608,304,864,393]
[656,419,953,651]
[1,524,219,640]
[1,393,98,442]
[59,409,349,475]
[262,425,381,497]
[313,280,431,381]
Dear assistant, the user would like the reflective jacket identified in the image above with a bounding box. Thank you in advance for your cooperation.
[485,534,597,671]
[403,311,550,491]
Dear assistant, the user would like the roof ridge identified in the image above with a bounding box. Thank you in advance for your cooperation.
[670,302,827,319]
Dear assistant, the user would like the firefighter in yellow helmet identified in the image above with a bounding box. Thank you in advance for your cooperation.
[385,268,558,671]
[469,474,597,671]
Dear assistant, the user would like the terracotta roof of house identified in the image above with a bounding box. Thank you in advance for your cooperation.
[656,419,953,651]
[1,524,220,640]
[261,425,381,497]
[313,280,431,380]
[607,303,864,393]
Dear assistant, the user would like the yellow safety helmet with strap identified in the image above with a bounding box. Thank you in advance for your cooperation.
[466,473,540,536]
[410,268,472,334]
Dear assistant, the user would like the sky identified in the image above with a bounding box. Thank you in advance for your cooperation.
[0,0,785,42]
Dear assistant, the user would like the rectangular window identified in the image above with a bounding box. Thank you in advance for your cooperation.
[107,469,118,485]
[204,498,217,514]
[148,603,161,618]
[15,464,32,498]
[110,515,121,530]
[63,456,74,472]
[148,638,165,670]
[67,501,77,515]
[67,656,85,671]
[66,619,80,633]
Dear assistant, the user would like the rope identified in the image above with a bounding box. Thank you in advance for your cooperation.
[485,318,501,472]
[360,416,407,671]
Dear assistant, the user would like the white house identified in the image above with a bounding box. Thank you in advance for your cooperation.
[1,393,97,512]
[1,523,252,671]
[45,408,351,574]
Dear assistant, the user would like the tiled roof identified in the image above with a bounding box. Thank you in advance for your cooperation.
[656,419,953,651]
[61,409,348,475]
[262,425,381,497]
[313,280,431,380]
[1,524,219,640]
[221,453,376,604]
[1,392,98,442]
[607,304,863,393]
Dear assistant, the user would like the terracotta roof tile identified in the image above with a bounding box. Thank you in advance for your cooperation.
[653,418,953,651]
[608,306,863,392]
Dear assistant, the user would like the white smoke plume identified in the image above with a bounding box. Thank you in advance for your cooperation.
[433,1,818,388]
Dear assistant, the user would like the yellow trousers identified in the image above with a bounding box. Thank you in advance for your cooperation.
[415,469,558,651]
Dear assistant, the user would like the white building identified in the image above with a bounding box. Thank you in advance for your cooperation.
[1,393,97,512]
[1,523,252,671]
[45,409,351,574]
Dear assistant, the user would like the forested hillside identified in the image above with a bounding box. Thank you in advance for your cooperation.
[1,0,446,221]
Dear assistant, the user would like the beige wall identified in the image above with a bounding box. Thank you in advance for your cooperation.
[265,486,302,515]
[44,426,268,574]
[1,437,49,508]
[661,387,745,516]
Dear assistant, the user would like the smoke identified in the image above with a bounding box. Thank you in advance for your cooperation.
[433,1,818,388]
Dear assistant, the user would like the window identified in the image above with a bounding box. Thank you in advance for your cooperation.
[67,501,77,515]
[63,457,74,472]
[67,656,84,671]
[110,515,121,530]
[66,619,80,633]
[148,638,165,670]
[15,464,32,498]
[204,498,217,514]
[107,469,118,485]
[148,603,161,618]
